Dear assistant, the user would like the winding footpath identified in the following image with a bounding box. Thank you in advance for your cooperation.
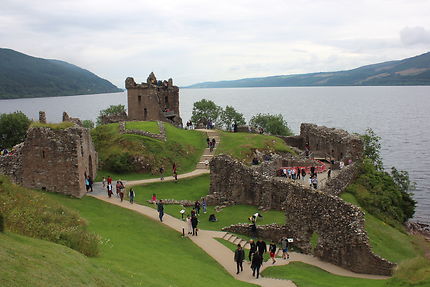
[89,129,389,287]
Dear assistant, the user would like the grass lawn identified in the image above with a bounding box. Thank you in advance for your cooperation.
[125,121,160,134]
[93,122,206,181]
[0,232,120,287]
[216,131,295,162]
[42,193,256,287]
[262,262,391,287]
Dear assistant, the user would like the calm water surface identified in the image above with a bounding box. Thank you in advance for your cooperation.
[1,86,429,223]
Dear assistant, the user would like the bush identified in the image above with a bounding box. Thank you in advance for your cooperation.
[82,120,95,129]
[103,152,135,173]
[0,111,31,148]
[249,113,293,136]
[96,104,126,126]
[0,176,99,256]
[0,213,3,232]
[191,99,222,126]
[219,105,246,131]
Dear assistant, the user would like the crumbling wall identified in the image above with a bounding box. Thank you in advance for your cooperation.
[20,126,97,198]
[208,155,394,275]
[321,163,360,196]
[0,143,24,183]
[125,73,182,126]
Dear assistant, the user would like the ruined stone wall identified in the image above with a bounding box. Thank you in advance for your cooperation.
[125,74,182,126]
[321,163,360,196]
[208,155,394,275]
[0,143,24,183]
[300,123,363,161]
[20,126,97,198]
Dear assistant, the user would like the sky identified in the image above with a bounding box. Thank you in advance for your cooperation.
[1,0,430,87]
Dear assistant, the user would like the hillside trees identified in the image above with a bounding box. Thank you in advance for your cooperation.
[220,106,246,131]
[96,104,126,125]
[0,111,31,148]
[191,100,246,130]
[249,113,293,136]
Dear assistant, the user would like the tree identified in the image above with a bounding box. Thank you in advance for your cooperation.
[82,120,95,129]
[0,111,31,148]
[96,104,126,125]
[361,128,383,170]
[249,113,293,136]
[220,106,246,131]
[191,99,222,127]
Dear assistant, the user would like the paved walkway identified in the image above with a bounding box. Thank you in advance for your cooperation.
[90,129,389,286]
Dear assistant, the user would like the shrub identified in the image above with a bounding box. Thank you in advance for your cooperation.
[0,111,31,148]
[0,176,99,256]
[103,152,135,173]
[249,113,293,136]
[0,213,4,232]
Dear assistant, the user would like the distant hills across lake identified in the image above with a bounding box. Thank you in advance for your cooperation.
[0,48,122,99]
[186,51,430,88]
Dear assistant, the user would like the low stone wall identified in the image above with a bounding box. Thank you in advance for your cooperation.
[321,162,360,196]
[119,121,166,141]
[0,143,23,184]
[146,199,194,207]
[208,154,395,275]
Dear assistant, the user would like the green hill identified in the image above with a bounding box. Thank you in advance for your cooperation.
[186,51,430,88]
[0,48,122,99]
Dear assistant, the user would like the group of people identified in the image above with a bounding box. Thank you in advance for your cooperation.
[103,176,135,203]
[234,237,290,278]
[85,175,94,192]
[159,163,178,183]
[207,137,217,152]
[185,120,194,130]
[281,167,307,180]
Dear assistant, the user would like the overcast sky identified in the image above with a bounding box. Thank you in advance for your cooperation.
[1,0,430,87]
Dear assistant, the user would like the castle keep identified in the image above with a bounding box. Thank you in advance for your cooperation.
[125,73,182,126]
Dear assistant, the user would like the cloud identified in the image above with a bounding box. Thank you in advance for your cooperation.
[400,26,430,46]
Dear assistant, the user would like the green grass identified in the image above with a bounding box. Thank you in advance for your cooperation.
[341,192,420,263]
[30,121,75,129]
[92,122,206,180]
[40,193,256,287]
[125,121,160,134]
[0,232,119,287]
[216,131,295,162]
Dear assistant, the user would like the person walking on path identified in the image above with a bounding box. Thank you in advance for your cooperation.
[157,200,164,222]
[251,252,263,279]
[187,215,193,235]
[102,176,106,188]
[107,176,112,185]
[116,181,121,197]
[119,189,124,202]
[194,200,201,215]
[296,167,301,179]
[248,239,257,261]
[129,188,135,204]
[107,183,113,198]
[159,166,164,180]
[85,176,90,192]
[301,168,306,181]
[211,138,216,149]
[173,171,178,183]
[234,244,245,274]
[152,193,157,205]
[269,241,277,264]
[191,215,198,236]
[327,167,332,179]
[172,162,177,174]
[280,237,290,259]
[206,136,210,148]
[256,239,267,257]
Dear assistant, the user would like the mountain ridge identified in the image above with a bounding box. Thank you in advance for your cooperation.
[186,51,430,88]
[0,48,122,99]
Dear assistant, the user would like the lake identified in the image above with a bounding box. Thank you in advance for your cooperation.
[1,86,429,224]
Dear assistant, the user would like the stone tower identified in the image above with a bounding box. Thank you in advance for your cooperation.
[125,73,182,126]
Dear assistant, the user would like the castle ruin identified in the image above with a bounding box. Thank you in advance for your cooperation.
[0,112,97,198]
[125,73,182,126]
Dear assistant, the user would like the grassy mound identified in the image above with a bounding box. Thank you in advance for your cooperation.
[125,121,160,134]
[216,131,295,162]
[30,121,75,130]
[0,232,118,287]
[92,122,206,179]
[43,193,256,287]
[0,176,99,256]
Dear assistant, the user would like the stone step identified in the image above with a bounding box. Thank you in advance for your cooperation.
[228,236,238,243]
[225,234,234,241]
[222,233,230,239]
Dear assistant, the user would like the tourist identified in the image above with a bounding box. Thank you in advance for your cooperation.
[310,166,315,177]
[233,122,238,133]
[211,138,216,149]
[160,166,164,180]
[234,244,245,274]
[280,237,290,259]
[107,183,113,198]
[208,213,217,222]
[291,168,296,180]
[209,141,213,152]
[191,208,196,217]
[195,200,201,215]
[187,215,192,234]
[256,239,267,256]
[173,171,178,183]
[251,252,263,278]
[248,239,257,261]
[152,193,157,204]
[309,175,313,188]
[85,176,90,192]
[191,215,198,236]
[312,176,318,189]
[88,176,93,192]
[204,159,209,167]
[172,162,177,174]
[339,161,345,169]
[202,198,207,213]
[252,157,259,165]
[119,188,124,202]
[296,167,301,179]
[327,167,332,179]
[115,181,121,197]
[282,168,287,177]
[129,188,135,204]
[157,199,164,222]
[107,175,112,185]
[287,168,291,179]
[269,240,277,264]
[206,136,210,148]
[301,168,306,181]
[102,176,106,188]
